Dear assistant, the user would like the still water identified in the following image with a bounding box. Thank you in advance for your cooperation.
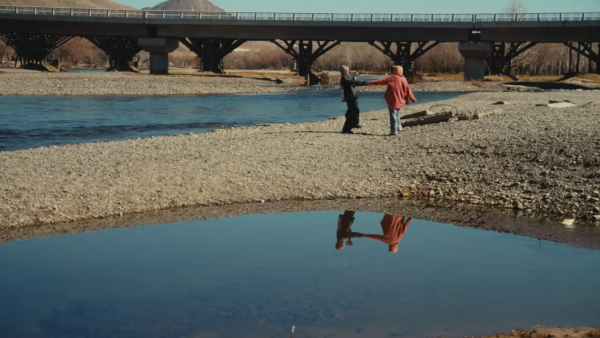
[0,90,460,151]
[0,210,598,338]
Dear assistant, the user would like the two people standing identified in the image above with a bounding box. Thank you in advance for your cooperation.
[340,65,417,136]
[336,210,413,254]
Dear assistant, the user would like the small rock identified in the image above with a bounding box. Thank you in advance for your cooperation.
[513,201,524,210]
[562,219,575,227]
[547,102,577,108]
[594,215,600,222]
[493,101,509,105]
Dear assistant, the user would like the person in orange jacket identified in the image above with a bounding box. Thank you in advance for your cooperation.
[363,214,412,253]
[369,66,417,135]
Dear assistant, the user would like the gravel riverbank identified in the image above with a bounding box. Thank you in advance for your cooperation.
[1,91,599,229]
[0,71,297,95]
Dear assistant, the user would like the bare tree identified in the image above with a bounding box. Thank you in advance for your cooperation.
[504,0,526,14]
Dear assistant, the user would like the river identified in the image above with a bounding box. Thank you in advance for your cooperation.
[0,90,460,151]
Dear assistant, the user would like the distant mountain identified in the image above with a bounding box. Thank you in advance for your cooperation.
[0,0,136,9]
[143,0,224,12]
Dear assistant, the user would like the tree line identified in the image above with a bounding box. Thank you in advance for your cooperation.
[1,39,597,76]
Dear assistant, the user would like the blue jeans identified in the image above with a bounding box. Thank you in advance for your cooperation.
[388,107,401,134]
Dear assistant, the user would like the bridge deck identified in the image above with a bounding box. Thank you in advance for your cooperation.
[0,6,599,42]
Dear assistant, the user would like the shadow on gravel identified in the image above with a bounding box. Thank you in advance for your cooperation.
[3,199,600,251]
[298,131,388,137]
[504,81,597,90]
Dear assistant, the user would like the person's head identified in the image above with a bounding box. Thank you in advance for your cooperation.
[392,66,404,76]
[340,65,350,76]
[336,240,345,251]
[388,244,398,253]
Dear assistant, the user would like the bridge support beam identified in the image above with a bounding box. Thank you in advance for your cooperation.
[0,33,71,70]
[459,42,493,81]
[180,38,246,73]
[137,37,179,75]
[86,36,141,72]
[563,42,600,74]
[369,41,439,75]
[272,40,340,84]
[487,42,537,76]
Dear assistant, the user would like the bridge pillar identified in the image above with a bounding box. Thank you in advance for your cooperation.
[180,38,246,73]
[272,40,340,84]
[0,33,71,70]
[369,41,439,76]
[459,42,493,80]
[486,42,537,76]
[86,36,141,72]
[137,37,179,75]
[563,42,600,75]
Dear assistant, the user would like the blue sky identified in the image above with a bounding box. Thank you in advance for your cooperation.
[119,0,600,13]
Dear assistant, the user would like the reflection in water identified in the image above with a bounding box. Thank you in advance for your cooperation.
[0,210,599,338]
[364,214,412,254]
[336,211,413,253]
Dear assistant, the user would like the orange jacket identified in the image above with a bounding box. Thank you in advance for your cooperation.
[364,214,412,245]
[370,75,417,109]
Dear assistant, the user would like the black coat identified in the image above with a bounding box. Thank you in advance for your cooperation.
[340,75,369,103]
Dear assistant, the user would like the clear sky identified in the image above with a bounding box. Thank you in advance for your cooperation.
[118,0,600,13]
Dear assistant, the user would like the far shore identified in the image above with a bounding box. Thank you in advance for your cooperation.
[2,69,599,95]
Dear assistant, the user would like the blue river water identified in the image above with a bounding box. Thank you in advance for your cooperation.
[0,211,598,338]
[0,90,460,151]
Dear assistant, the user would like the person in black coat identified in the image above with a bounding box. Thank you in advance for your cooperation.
[340,65,369,134]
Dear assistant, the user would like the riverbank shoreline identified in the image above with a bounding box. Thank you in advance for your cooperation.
[3,198,599,251]
[2,70,597,95]
[479,327,600,338]
[0,71,298,95]
[1,91,599,230]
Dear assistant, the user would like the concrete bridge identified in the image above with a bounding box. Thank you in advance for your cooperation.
[1,6,599,80]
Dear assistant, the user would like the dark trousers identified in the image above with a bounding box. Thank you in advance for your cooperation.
[342,100,360,132]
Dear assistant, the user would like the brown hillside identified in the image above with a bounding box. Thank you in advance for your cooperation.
[0,0,136,9]
[143,0,224,12]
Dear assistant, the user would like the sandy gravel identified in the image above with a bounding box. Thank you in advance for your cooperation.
[362,80,510,93]
[0,71,296,95]
[1,91,599,229]
[480,327,600,338]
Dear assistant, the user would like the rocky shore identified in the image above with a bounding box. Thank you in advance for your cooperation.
[479,327,600,338]
[0,71,296,95]
[1,91,599,230]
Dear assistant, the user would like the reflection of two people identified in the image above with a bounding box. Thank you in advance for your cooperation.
[336,211,413,253]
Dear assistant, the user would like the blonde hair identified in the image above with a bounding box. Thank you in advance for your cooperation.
[392,66,404,76]
[340,65,350,75]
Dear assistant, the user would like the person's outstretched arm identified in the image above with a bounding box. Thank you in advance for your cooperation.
[363,234,386,242]
[346,77,369,87]
[369,76,392,86]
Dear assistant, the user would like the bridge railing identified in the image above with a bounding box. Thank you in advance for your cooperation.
[1,6,600,22]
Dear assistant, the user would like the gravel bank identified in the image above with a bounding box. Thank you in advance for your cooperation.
[481,327,600,338]
[1,91,599,229]
[3,198,599,250]
[0,71,296,95]
[361,80,510,92]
